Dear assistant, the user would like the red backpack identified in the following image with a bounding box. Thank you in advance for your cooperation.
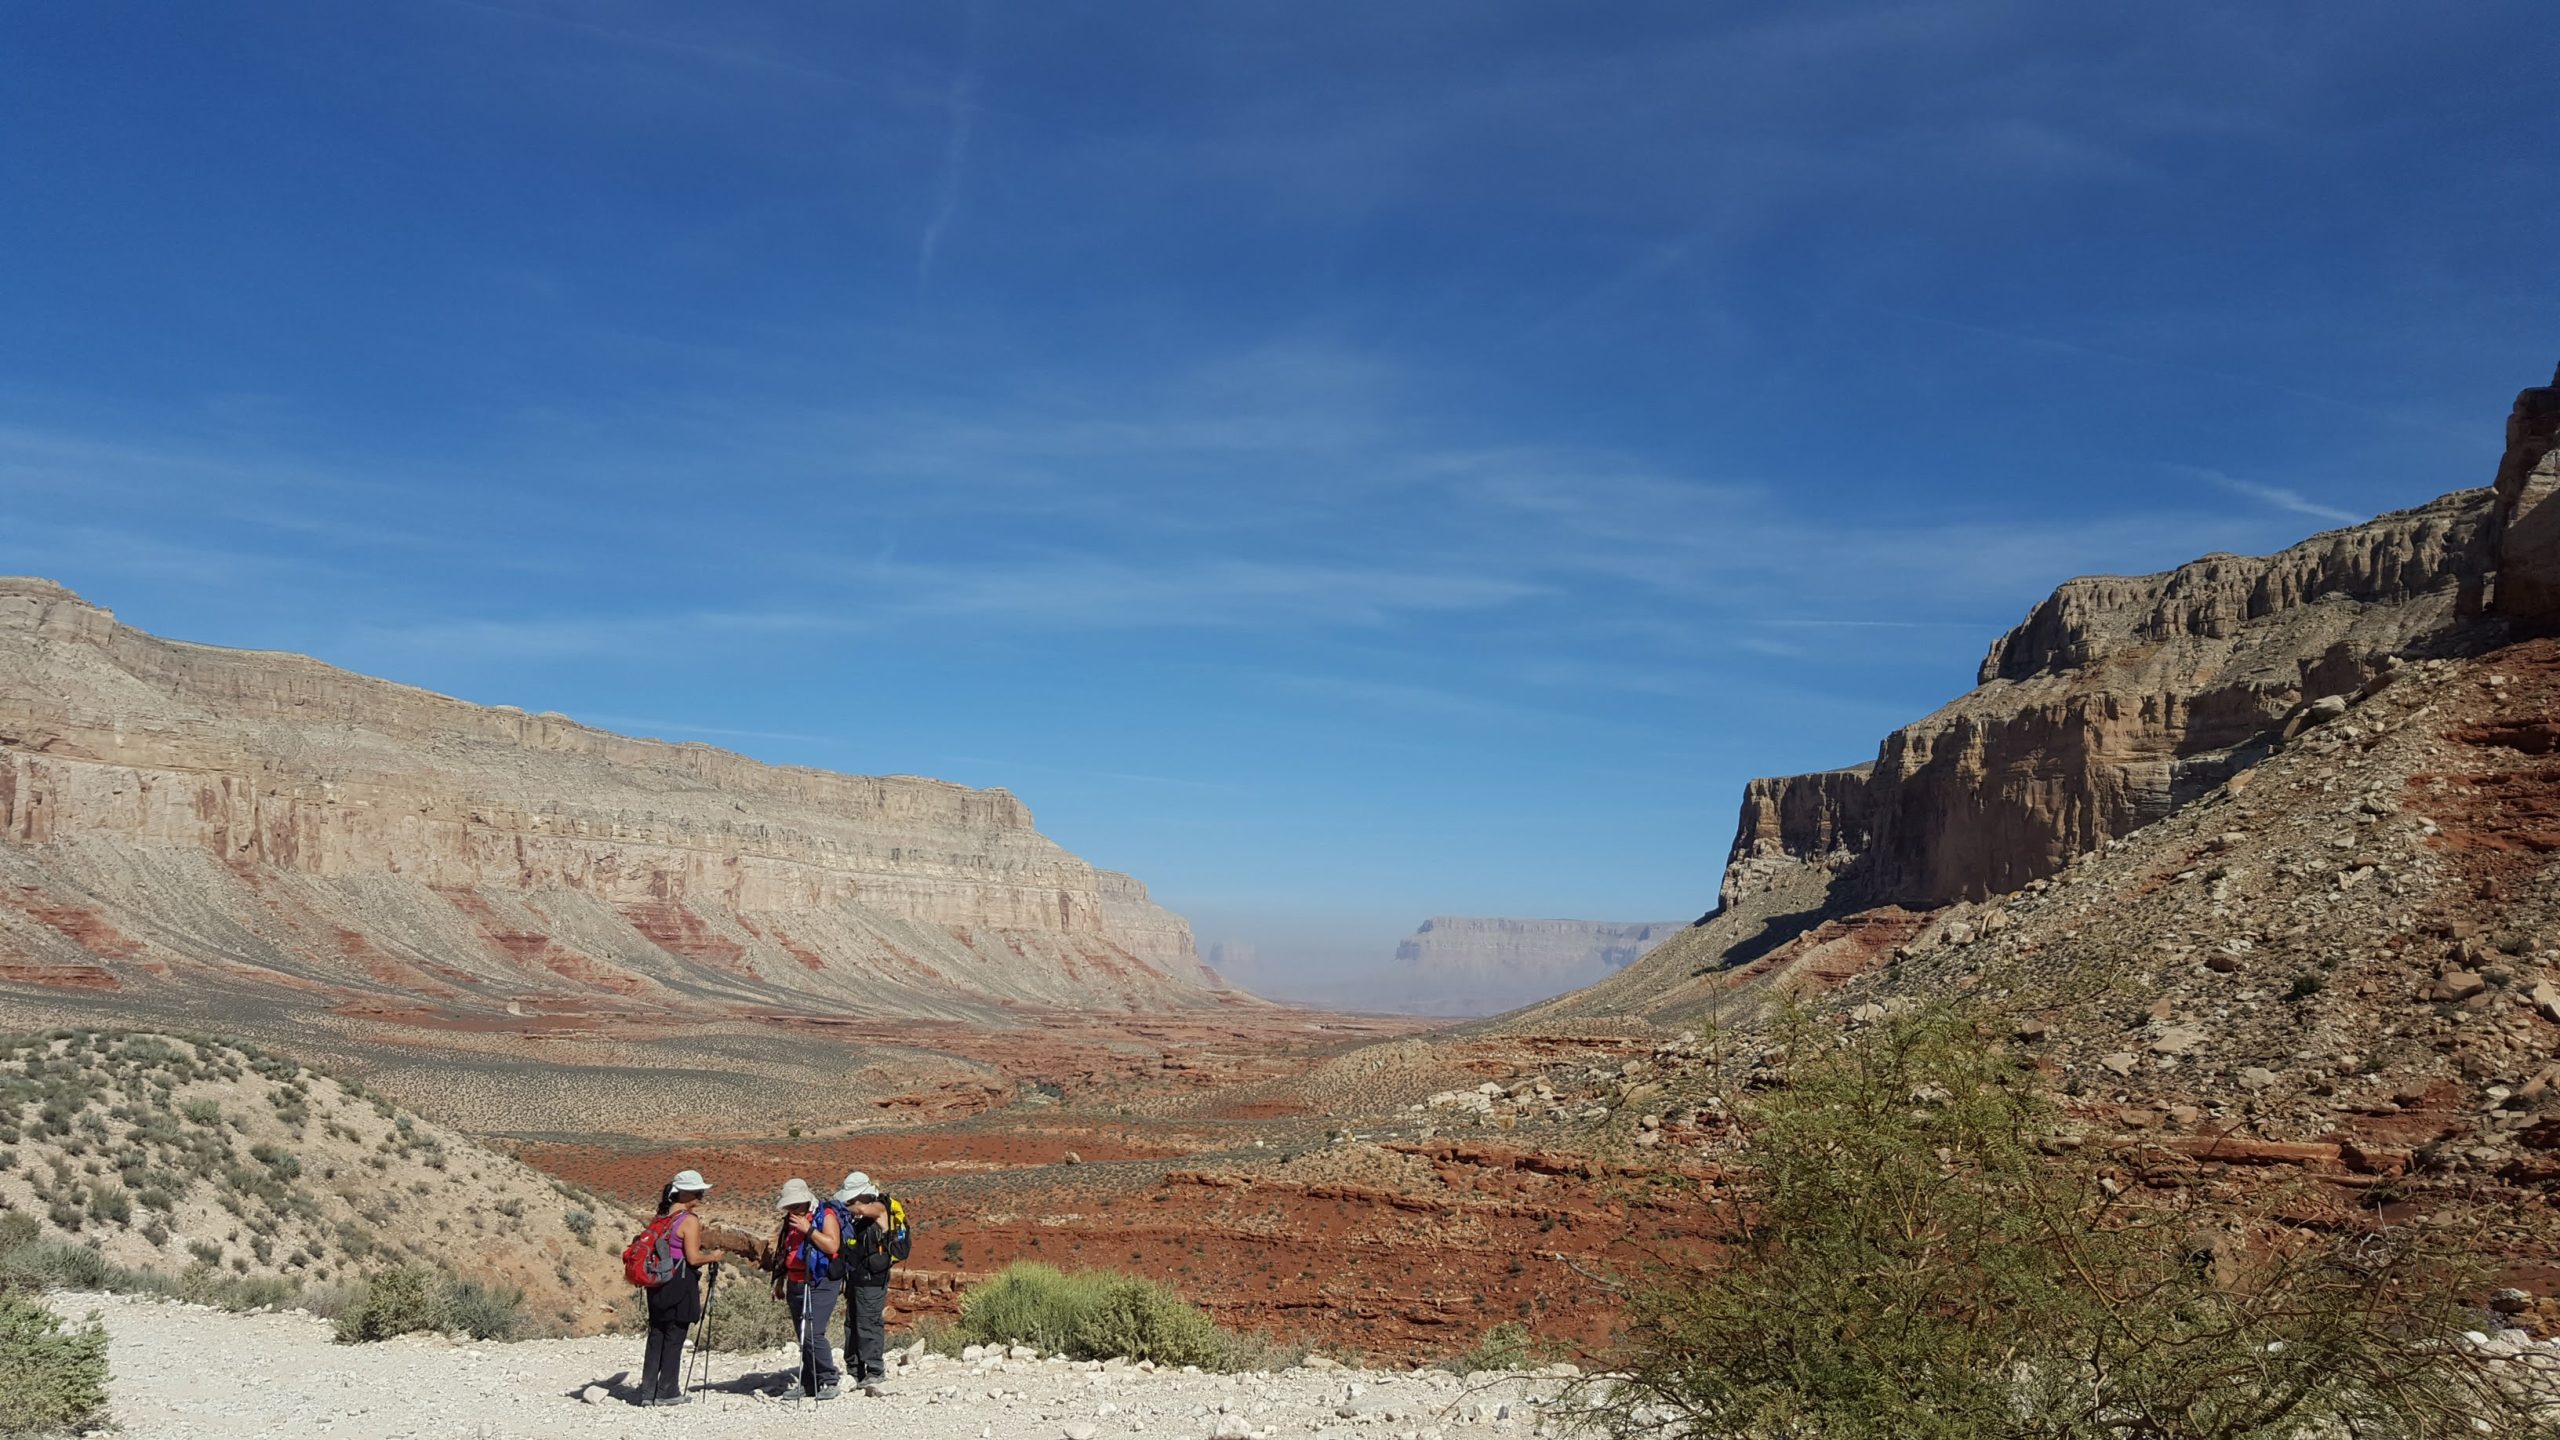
[623,1214,685,1288]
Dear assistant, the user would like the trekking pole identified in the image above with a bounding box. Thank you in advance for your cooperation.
[688,1262,721,1398]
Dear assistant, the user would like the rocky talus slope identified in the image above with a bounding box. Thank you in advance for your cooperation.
[0,578,1235,1025]
[0,1030,634,1334]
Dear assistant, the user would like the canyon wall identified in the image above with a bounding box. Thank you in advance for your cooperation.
[1719,366,2559,916]
[0,578,1234,1019]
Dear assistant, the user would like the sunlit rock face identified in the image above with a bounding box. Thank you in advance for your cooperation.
[0,578,1233,1018]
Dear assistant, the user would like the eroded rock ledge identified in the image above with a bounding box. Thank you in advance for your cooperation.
[1724,366,2560,912]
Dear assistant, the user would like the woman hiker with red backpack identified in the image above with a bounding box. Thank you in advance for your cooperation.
[769,1177,847,1401]
[631,1169,729,1407]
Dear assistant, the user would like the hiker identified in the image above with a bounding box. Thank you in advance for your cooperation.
[838,1171,910,1394]
[769,1177,846,1400]
[637,1170,728,1407]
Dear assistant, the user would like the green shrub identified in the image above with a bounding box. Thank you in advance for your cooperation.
[331,1267,524,1343]
[0,1287,108,1436]
[1068,1274,1230,1368]
[0,1242,108,1291]
[179,1100,221,1127]
[1579,1002,2538,1440]
[563,1208,594,1242]
[443,1278,526,1341]
[957,1263,1242,1367]
[957,1262,1097,1356]
[333,1266,447,1343]
[1443,1320,1533,1373]
[0,1214,37,1252]
[86,1187,131,1228]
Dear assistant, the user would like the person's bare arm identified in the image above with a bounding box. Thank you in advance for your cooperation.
[677,1212,726,1266]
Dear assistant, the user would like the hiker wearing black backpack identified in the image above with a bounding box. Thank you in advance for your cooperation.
[629,1169,729,1407]
[837,1171,910,1395]
[768,1177,847,1401]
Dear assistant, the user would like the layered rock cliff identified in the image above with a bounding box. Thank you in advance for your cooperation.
[1724,486,2501,909]
[1521,364,2560,1029]
[0,579,1235,1019]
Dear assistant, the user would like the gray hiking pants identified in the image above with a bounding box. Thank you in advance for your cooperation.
[787,1280,842,1392]
[847,1285,888,1381]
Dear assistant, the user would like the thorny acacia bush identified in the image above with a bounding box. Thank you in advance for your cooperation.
[1575,1003,2545,1440]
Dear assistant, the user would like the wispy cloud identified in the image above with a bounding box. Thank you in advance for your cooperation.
[2180,465,2365,525]
[869,557,1546,630]
[917,8,982,295]
[350,609,862,661]
[1871,308,2471,439]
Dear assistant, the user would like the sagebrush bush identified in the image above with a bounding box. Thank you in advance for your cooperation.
[333,1266,446,1343]
[1579,1002,2539,1440]
[957,1262,1098,1356]
[957,1263,1242,1367]
[330,1266,525,1343]
[443,1278,526,1341]
[0,1286,108,1436]
[0,1241,109,1291]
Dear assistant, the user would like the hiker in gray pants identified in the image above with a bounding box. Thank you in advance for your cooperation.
[770,1178,845,1400]
[837,1173,907,1393]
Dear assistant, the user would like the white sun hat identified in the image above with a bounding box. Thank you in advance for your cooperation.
[669,1169,711,1194]
[775,1176,818,1210]
[833,1171,875,1204]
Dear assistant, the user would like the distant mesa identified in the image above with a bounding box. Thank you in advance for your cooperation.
[1396,915,1688,978]
[0,578,1246,1025]
[1369,915,1686,1015]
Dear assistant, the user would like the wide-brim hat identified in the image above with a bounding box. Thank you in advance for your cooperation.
[669,1169,711,1194]
[775,1177,818,1210]
[833,1170,875,1205]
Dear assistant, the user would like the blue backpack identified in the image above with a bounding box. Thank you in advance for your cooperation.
[796,1200,848,1282]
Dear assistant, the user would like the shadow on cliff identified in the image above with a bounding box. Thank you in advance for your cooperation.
[1696,904,1833,974]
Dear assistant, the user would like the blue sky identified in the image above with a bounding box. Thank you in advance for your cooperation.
[3,2,2555,1001]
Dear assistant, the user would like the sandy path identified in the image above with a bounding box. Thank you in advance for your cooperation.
[67,1291,1560,1440]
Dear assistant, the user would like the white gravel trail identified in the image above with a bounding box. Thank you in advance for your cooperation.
[67,1291,1564,1440]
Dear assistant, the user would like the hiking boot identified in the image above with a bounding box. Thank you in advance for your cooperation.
[860,1382,886,1398]
[657,1393,694,1407]
[814,1383,840,1401]
[774,1382,805,1401]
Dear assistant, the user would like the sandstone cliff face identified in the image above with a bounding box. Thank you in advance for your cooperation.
[1724,487,2499,909]
[1713,367,2560,922]
[0,579,1235,1019]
